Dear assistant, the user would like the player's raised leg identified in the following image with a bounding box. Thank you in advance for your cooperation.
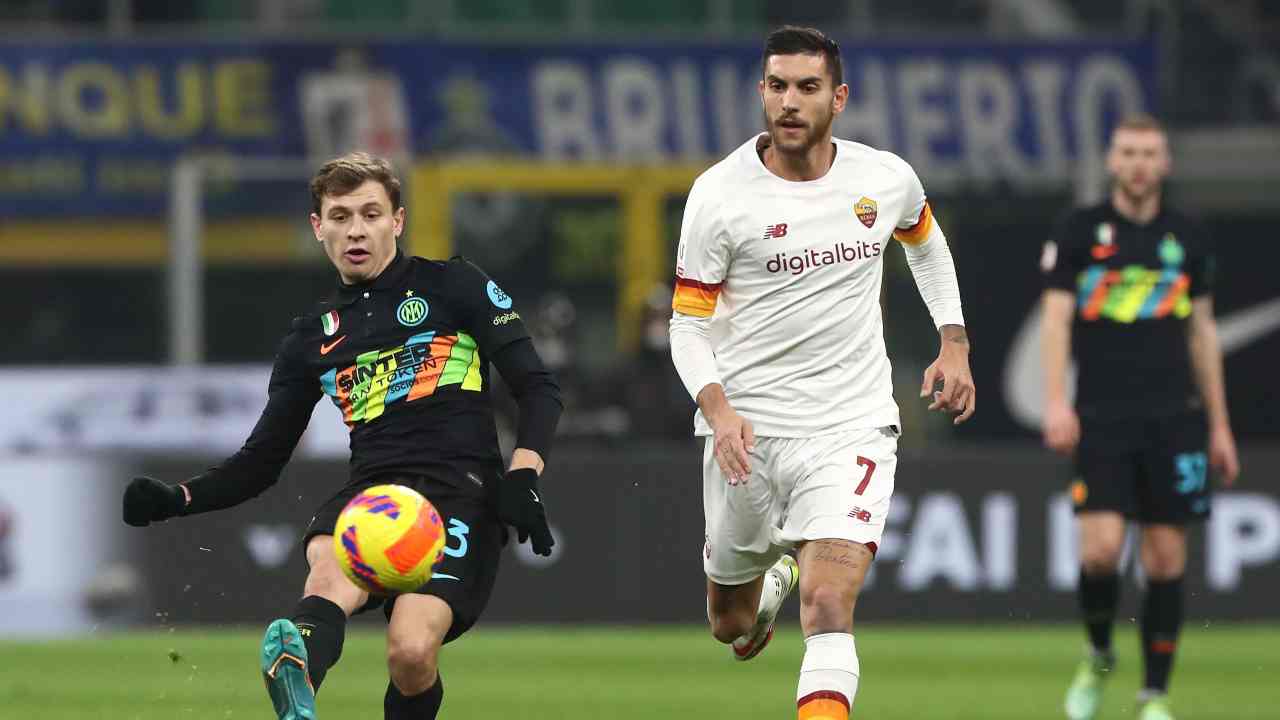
[793,539,871,720]
[262,534,367,720]
[701,428,799,661]
[707,553,799,661]
[706,575,765,644]
[383,594,453,719]
[1064,511,1126,720]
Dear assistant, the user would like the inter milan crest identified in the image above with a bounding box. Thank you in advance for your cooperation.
[397,296,429,326]
[854,197,878,228]
[1159,233,1184,267]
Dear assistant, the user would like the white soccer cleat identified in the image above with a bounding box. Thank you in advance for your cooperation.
[731,554,799,661]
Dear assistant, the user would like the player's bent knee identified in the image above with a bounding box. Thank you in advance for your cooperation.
[708,612,753,644]
[386,633,440,692]
[1142,550,1185,580]
[1079,540,1124,575]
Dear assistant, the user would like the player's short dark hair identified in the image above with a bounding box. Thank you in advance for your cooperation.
[762,25,843,87]
[1113,113,1166,136]
[310,152,402,214]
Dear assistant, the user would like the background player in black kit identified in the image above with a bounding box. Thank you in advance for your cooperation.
[1040,115,1240,720]
[121,152,562,720]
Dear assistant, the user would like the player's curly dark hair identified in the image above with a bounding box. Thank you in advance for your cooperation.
[309,152,402,214]
[763,25,843,87]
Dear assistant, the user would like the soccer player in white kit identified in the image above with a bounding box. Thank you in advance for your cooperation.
[669,27,975,720]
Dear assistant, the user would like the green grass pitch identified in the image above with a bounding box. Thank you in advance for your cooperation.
[1,624,1274,718]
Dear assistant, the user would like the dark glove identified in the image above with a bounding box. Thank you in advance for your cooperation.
[494,468,554,556]
[122,476,187,527]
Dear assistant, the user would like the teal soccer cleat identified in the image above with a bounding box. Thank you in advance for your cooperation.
[1064,651,1113,720]
[1137,694,1175,720]
[261,619,317,720]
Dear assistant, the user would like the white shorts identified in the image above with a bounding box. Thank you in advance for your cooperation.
[702,426,898,586]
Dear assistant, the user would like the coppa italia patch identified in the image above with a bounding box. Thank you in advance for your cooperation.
[322,311,340,336]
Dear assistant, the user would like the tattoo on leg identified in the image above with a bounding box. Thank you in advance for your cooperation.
[812,540,865,571]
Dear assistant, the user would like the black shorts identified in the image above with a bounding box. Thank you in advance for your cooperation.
[303,475,505,644]
[1071,410,1210,524]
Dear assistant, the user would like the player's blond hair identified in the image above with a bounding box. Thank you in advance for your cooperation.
[1112,113,1167,136]
[309,152,402,214]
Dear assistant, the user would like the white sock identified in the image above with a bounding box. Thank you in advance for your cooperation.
[796,633,858,719]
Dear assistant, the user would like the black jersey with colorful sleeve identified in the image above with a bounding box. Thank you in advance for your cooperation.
[181,251,559,513]
[1042,203,1214,420]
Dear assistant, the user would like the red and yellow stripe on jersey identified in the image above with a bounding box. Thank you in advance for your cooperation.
[672,276,723,317]
[892,201,934,245]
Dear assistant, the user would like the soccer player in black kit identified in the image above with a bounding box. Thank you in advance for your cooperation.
[122,152,562,720]
[1040,115,1240,720]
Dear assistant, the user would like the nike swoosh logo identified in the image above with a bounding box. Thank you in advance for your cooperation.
[320,336,347,355]
[431,572,461,581]
[1216,296,1280,354]
[1004,297,1280,428]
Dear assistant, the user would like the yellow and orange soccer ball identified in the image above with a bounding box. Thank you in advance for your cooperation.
[333,484,446,595]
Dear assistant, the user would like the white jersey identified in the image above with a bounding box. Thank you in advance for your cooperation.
[672,134,938,438]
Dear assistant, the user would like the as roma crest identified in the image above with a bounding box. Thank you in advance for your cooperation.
[854,197,878,228]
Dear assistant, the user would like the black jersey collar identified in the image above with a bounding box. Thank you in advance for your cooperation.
[335,249,411,301]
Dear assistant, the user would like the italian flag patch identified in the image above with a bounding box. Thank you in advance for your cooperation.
[321,311,340,336]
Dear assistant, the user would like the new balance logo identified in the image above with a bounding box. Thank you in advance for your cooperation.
[763,223,788,239]
[848,507,872,522]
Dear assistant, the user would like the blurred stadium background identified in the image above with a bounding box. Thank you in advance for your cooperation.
[0,1,1277,718]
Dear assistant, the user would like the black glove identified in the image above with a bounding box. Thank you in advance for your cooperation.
[493,468,554,556]
[122,476,187,527]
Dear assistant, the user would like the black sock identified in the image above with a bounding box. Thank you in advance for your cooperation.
[290,595,347,690]
[1078,570,1120,656]
[1141,577,1184,693]
[384,674,443,720]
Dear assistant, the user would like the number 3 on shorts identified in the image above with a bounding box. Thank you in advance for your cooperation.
[854,455,876,495]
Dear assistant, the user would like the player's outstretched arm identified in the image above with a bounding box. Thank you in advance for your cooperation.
[122,476,188,527]
[121,330,321,527]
